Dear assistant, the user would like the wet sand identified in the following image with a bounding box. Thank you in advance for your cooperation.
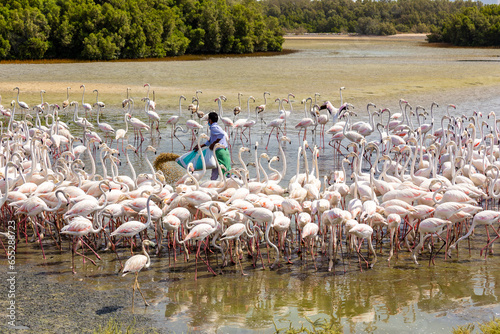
[0,244,161,334]
[285,33,429,41]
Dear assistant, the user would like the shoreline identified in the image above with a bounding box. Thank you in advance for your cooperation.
[0,34,429,65]
[0,243,163,334]
[284,33,429,41]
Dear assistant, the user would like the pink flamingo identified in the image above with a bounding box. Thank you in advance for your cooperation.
[121,240,155,308]
[63,181,109,220]
[143,98,160,132]
[265,98,287,150]
[315,104,330,148]
[215,95,234,131]
[220,218,254,275]
[386,213,401,265]
[143,83,156,111]
[161,214,183,264]
[272,211,292,263]
[179,203,220,280]
[15,190,67,259]
[61,215,103,274]
[348,223,376,271]
[255,91,270,129]
[412,218,452,265]
[233,96,255,144]
[94,90,115,141]
[111,194,158,254]
[167,95,186,149]
[80,84,93,117]
[295,97,315,144]
[127,112,150,142]
[448,210,500,258]
[13,87,29,111]
[176,119,203,150]
[115,112,129,153]
[301,222,319,270]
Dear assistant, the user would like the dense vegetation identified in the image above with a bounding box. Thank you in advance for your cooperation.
[0,0,284,60]
[427,5,500,46]
[1,0,498,60]
[261,0,481,36]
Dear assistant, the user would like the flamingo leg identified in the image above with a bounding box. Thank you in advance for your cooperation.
[71,237,77,274]
[265,128,275,150]
[481,226,500,257]
[236,239,247,276]
[135,273,149,306]
[131,273,137,310]
[194,240,202,280]
[31,217,46,260]
[310,239,317,271]
[80,238,101,260]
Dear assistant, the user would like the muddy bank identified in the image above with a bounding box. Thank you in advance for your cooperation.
[284,33,428,41]
[0,244,166,334]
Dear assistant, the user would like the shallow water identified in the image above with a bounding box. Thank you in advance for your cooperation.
[2,35,500,333]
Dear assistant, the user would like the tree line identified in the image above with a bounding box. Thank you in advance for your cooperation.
[0,0,284,60]
[261,0,483,36]
[260,0,499,46]
[1,0,498,60]
[427,5,500,46]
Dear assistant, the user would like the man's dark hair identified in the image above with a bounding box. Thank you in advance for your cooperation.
[208,112,218,123]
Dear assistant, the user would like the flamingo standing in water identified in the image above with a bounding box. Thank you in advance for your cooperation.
[62,87,71,110]
[179,203,220,280]
[176,118,203,150]
[93,89,115,141]
[233,96,255,144]
[255,91,270,130]
[110,194,158,255]
[13,87,29,113]
[233,92,243,121]
[215,95,234,135]
[61,215,103,274]
[115,112,129,153]
[143,83,156,111]
[412,218,452,265]
[143,98,160,133]
[80,84,93,117]
[166,95,187,148]
[265,98,287,150]
[15,189,68,260]
[127,112,150,142]
[301,222,319,270]
[220,218,255,275]
[121,240,155,308]
[315,102,330,148]
[348,223,376,271]
[448,210,500,258]
[295,97,315,144]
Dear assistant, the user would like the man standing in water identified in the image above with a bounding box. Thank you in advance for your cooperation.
[194,112,231,180]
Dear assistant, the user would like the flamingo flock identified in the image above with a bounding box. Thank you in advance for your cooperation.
[1,85,500,309]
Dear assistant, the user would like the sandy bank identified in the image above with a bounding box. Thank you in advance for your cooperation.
[285,33,428,42]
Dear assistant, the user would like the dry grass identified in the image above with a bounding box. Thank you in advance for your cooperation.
[452,318,500,334]
[153,152,180,170]
[154,159,185,186]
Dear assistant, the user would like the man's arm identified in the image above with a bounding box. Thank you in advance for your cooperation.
[209,138,221,150]
[193,140,208,151]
